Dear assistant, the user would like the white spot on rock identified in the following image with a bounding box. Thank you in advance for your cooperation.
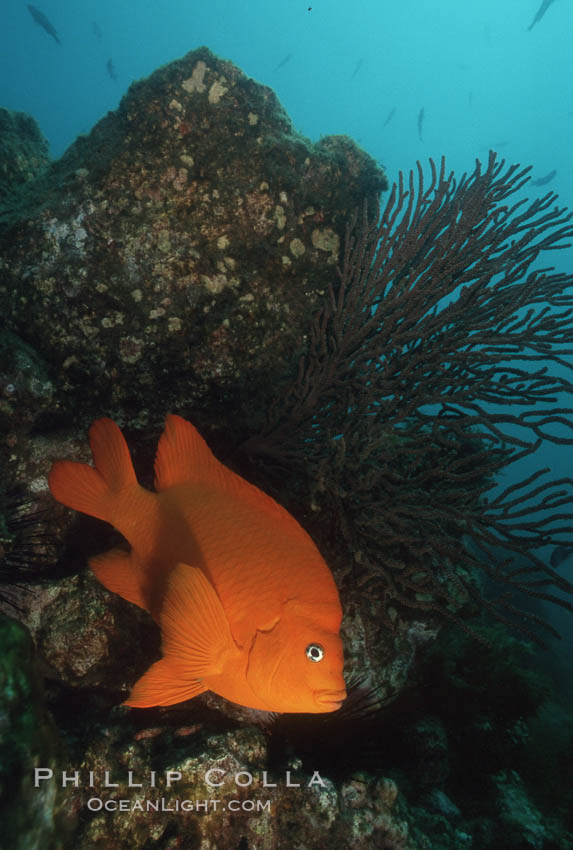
[182,61,207,94]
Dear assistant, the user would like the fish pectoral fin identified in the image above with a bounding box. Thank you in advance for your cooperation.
[160,563,239,678]
[125,565,238,709]
[90,547,149,611]
[123,658,207,707]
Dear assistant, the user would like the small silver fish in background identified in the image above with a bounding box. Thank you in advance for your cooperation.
[417,107,425,142]
[480,141,508,152]
[350,59,363,80]
[92,21,103,41]
[383,107,396,128]
[106,58,117,81]
[273,53,292,72]
[528,0,558,31]
[550,545,573,569]
[27,4,61,45]
[531,169,556,187]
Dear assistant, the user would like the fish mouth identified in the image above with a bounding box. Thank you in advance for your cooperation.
[315,689,347,711]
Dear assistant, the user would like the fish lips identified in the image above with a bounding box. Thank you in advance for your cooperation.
[315,688,347,711]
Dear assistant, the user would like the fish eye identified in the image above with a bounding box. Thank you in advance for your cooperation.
[305,643,324,662]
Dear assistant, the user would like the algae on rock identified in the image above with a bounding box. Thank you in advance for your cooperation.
[0,614,71,849]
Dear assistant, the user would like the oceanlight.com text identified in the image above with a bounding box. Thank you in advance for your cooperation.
[86,797,272,813]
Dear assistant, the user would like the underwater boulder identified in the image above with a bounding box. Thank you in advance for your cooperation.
[0,107,50,203]
[0,329,54,438]
[35,572,156,694]
[0,46,386,437]
[493,770,546,849]
[54,719,426,850]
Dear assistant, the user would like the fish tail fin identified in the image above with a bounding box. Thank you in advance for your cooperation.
[154,414,224,490]
[49,418,139,524]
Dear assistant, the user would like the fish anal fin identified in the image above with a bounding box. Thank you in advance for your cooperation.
[124,658,207,708]
[90,547,149,611]
[160,563,240,677]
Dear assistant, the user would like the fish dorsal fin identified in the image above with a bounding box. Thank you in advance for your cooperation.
[154,415,309,537]
[154,414,226,491]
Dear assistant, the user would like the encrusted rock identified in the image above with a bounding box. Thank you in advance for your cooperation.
[0,107,50,202]
[0,46,386,440]
[493,770,546,850]
[35,573,156,692]
[0,329,54,436]
[50,720,422,850]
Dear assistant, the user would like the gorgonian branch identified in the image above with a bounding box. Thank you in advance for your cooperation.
[240,152,573,640]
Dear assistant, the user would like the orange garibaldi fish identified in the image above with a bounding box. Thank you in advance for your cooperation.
[48,415,346,713]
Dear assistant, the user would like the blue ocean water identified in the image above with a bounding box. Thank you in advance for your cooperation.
[2,0,572,226]
[2,1,573,656]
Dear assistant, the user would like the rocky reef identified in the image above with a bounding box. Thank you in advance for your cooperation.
[0,46,385,441]
[1,46,573,849]
[0,107,50,202]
